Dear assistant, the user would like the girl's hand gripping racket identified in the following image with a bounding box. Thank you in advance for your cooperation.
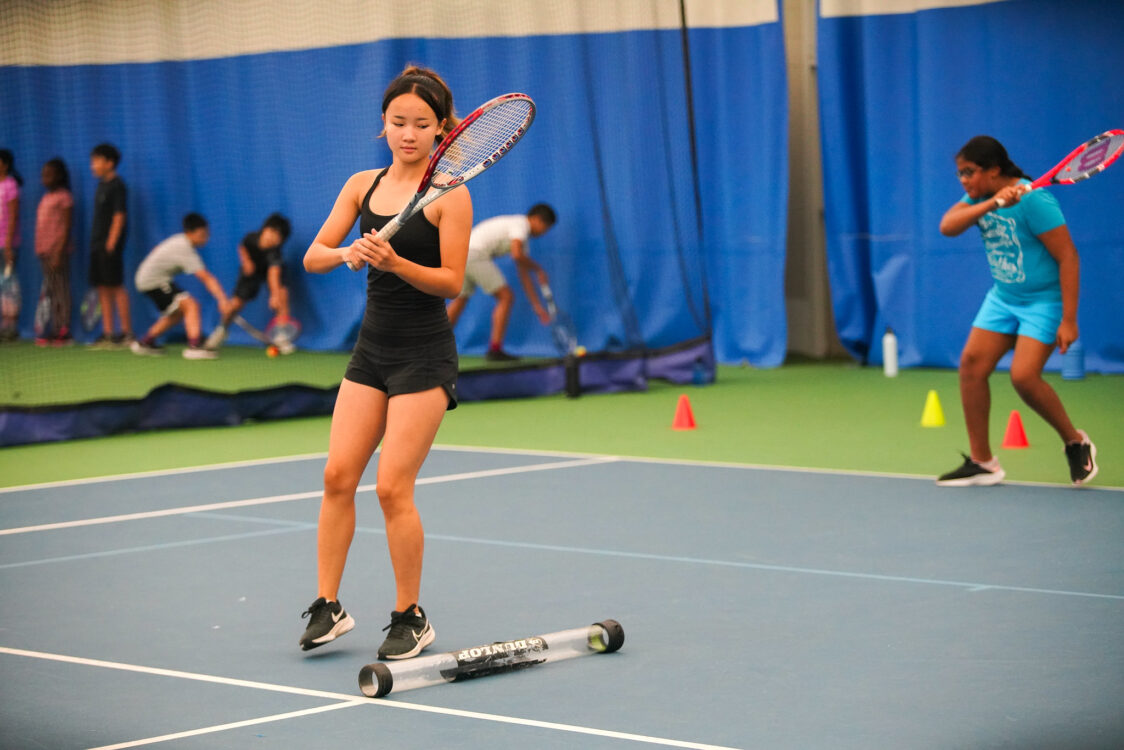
[997,129,1124,206]
[347,93,536,271]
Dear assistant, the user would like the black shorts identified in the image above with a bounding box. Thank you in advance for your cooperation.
[345,327,459,410]
[89,247,124,287]
[142,283,187,315]
[233,273,266,301]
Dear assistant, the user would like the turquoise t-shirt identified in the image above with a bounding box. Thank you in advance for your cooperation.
[961,179,1066,304]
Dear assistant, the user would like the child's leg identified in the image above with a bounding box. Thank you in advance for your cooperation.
[97,286,114,335]
[143,308,183,341]
[489,285,514,349]
[179,295,202,342]
[1008,335,1082,444]
[958,327,1015,462]
[112,284,132,337]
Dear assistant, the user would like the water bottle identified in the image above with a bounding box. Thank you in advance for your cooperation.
[1062,340,1085,380]
[882,327,898,377]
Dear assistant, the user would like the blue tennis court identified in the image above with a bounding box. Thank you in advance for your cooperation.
[2,446,1122,749]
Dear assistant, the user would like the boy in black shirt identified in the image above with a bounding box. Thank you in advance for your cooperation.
[205,212,293,350]
[88,143,133,348]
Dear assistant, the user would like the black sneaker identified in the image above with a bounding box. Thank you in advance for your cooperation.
[298,597,355,651]
[484,348,519,362]
[936,453,1005,486]
[1064,430,1098,485]
[377,604,434,660]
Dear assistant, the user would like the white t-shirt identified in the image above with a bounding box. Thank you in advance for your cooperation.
[135,233,205,291]
[467,214,531,261]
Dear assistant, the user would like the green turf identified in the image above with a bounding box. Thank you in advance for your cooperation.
[0,341,536,407]
[1,361,1120,489]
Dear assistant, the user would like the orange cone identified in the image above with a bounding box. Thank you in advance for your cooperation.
[1001,409,1029,449]
[672,394,696,430]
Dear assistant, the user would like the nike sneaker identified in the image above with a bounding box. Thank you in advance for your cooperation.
[936,453,1005,486]
[1064,430,1098,485]
[377,604,434,660]
[299,597,355,651]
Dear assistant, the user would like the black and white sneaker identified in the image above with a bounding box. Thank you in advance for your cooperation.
[377,604,434,660]
[936,453,1005,486]
[299,597,355,651]
[1064,430,1098,485]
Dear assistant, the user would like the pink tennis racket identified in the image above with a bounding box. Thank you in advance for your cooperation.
[998,129,1123,205]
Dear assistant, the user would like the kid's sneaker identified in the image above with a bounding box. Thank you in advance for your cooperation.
[936,454,1005,486]
[1064,430,1098,485]
[378,604,435,660]
[130,339,165,356]
[299,597,355,651]
[182,345,217,360]
[204,325,228,350]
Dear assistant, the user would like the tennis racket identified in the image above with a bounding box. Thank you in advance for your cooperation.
[80,288,101,332]
[234,314,299,353]
[347,92,537,271]
[538,280,579,357]
[34,282,51,337]
[998,129,1124,206]
[265,315,300,347]
[0,263,20,319]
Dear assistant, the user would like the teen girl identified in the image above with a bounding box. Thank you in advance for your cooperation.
[300,66,472,659]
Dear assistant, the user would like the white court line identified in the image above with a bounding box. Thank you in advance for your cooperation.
[0,646,742,750]
[0,456,617,536]
[0,452,329,494]
[88,700,367,750]
[3,443,1117,494]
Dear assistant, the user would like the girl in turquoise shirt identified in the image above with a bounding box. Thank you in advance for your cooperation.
[936,135,1096,487]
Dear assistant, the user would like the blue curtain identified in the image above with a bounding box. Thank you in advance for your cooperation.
[1,20,789,365]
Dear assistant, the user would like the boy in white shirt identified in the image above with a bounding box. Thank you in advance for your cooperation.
[446,203,556,361]
[131,213,230,359]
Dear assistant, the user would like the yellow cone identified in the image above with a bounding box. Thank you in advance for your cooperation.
[920,389,945,427]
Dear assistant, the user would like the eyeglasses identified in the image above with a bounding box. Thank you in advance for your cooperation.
[957,166,979,178]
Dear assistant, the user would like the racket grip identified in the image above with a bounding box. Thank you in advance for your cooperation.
[348,220,406,271]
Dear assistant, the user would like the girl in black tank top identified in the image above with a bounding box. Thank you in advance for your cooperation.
[298,65,471,660]
[358,168,448,336]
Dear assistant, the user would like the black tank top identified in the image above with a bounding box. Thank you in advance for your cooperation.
[358,168,449,337]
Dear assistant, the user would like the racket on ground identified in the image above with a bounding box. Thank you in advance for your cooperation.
[998,129,1124,205]
[0,263,20,319]
[231,314,271,345]
[80,288,101,332]
[265,315,301,345]
[347,92,537,270]
[34,282,51,337]
[538,280,579,357]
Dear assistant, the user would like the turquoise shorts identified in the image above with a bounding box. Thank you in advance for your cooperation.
[972,287,1061,346]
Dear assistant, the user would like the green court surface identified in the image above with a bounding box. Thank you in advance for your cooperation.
[2,357,1120,489]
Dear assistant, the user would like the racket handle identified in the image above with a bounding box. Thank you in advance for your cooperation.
[995,183,1033,208]
[345,219,407,271]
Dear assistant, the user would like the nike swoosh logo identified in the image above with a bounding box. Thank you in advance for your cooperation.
[1084,460,1093,472]
[331,610,344,623]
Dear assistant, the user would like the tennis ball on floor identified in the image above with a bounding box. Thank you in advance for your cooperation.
[266,345,280,358]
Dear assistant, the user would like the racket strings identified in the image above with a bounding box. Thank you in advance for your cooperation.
[433,99,534,185]
[1058,132,1124,181]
